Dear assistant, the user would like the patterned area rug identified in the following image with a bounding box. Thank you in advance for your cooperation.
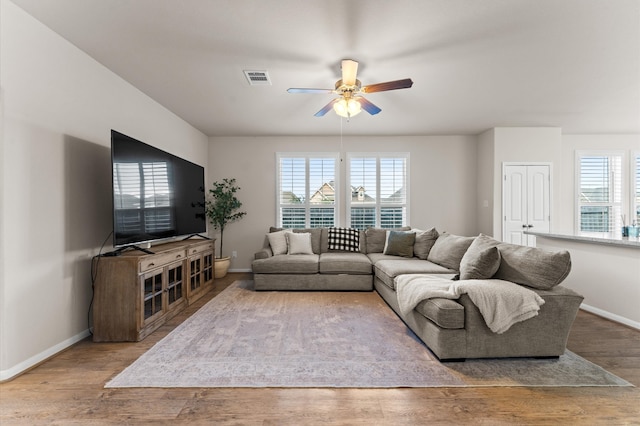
[106,281,632,388]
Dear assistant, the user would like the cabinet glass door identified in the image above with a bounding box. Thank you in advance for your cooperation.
[203,253,213,283]
[190,257,202,291]
[166,263,184,308]
[143,271,163,321]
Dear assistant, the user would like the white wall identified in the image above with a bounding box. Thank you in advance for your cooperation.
[208,135,478,271]
[558,134,640,233]
[539,134,640,328]
[476,129,495,235]
[536,236,640,329]
[477,127,562,240]
[0,0,209,380]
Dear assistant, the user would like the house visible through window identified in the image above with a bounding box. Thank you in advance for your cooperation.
[277,154,338,228]
[577,153,623,232]
[347,153,409,230]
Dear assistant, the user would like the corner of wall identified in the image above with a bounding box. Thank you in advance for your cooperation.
[476,129,496,236]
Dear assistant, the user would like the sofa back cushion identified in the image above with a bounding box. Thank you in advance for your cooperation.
[468,234,572,289]
[427,233,475,271]
[364,226,411,253]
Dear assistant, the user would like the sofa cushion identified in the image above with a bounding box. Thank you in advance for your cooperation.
[374,258,457,289]
[286,232,314,255]
[427,233,475,271]
[414,298,465,329]
[468,234,572,289]
[327,227,360,252]
[412,227,439,260]
[367,253,407,264]
[383,231,416,257]
[319,252,372,275]
[267,229,292,255]
[459,238,502,280]
[365,226,411,253]
[252,254,319,274]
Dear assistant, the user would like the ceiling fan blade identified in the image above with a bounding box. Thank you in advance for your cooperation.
[362,78,413,93]
[287,88,335,94]
[314,99,339,117]
[357,97,382,115]
[341,59,359,86]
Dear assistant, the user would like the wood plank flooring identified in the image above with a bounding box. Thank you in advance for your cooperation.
[1,272,639,425]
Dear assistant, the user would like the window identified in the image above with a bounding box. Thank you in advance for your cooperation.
[576,153,623,232]
[277,153,338,228]
[347,153,409,230]
[634,153,640,226]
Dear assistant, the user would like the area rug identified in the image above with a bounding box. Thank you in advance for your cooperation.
[106,280,632,388]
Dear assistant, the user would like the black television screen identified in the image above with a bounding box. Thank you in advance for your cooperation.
[111,130,206,248]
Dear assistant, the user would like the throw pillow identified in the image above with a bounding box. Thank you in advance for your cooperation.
[328,227,360,252]
[412,227,439,260]
[286,232,314,255]
[427,233,475,271]
[365,226,412,253]
[267,229,291,255]
[268,227,321,254]
[459,245,501,280]
[383,231,416,257]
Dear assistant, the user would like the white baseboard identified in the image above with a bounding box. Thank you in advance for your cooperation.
[0,329,91,382]
[228,268,252,273]
[580,303,640,330]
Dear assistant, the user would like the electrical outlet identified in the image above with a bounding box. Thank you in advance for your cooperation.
[232,251,237,258]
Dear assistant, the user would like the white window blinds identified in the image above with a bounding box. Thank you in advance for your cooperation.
[277,154,337,228]
[347,154,409,229]
[577,154,623,232]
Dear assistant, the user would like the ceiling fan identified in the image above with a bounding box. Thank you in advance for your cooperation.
[287,59,413,118]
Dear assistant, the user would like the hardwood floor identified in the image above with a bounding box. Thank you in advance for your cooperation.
[1,272,639,425]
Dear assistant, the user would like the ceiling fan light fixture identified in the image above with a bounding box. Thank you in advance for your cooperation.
[333,98,362,118]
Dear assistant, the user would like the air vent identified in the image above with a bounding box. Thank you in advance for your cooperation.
[243,70,272,85]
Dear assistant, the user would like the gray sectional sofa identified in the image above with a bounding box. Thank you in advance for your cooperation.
[252,227,584,361]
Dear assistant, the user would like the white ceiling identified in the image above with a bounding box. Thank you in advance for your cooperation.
[11,0,640,137]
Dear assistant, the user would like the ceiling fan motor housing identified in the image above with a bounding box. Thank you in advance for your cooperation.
[335,79,362,98]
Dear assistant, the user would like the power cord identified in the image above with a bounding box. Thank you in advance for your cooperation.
[88,231,113,335]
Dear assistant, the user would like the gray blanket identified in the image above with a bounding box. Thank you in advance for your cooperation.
[395,274,545,334]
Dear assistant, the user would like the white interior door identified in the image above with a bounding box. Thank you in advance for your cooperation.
[503,164,551,247]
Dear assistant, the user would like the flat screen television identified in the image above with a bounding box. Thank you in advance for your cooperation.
[111,130,206,248]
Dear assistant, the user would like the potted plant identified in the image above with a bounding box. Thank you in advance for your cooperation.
[205,178,247,278]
